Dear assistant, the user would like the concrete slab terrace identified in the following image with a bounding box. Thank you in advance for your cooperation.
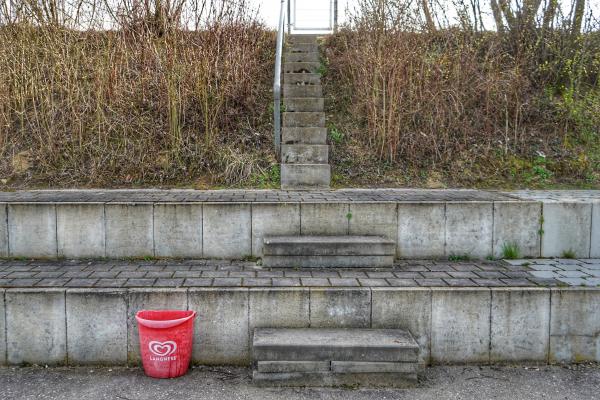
[0,271,598,366]
[0,258,598,288]
[0,189,597,259]
[0,188,517,202]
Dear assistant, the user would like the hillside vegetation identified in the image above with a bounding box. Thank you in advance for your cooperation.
[0,0,599,189]
[322,0,600,188]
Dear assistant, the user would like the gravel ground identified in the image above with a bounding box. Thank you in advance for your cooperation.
[0,364,599,400]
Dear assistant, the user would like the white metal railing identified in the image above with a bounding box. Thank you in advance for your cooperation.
[273,0,288,158]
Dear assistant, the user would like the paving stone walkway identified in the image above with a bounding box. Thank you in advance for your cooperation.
[506,258,600,286]
[0,189,517,203]
[0,258,598,288]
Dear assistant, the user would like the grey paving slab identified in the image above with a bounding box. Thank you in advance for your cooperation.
[0,189,517,203]
[0,259,597,288]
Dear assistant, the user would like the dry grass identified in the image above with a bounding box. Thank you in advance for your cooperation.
[0,0,275,187]
[322,1,600,188]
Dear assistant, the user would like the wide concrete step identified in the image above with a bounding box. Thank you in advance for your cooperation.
[285,52,320,63]
[283,98,324,112]
[252,328,419,387]
[284,62,320,74]
[283,112,325,127]
[284,84,322,98]
[287,43,319,53]
[262,235,395,267]
[285,73,321,85]
[281,144,328,164]
[280,163,330,189]
[289,35,320,44]
[282,127,327,145]
[263,235,394,256]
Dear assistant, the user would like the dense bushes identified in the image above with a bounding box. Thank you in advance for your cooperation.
[322,0,600,187]
[0,0,275,187]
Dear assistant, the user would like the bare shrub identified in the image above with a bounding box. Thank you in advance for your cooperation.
[0,0,275,187]
[323,0,600,186]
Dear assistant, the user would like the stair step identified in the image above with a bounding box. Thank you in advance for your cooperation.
[283,112,325,127]
[281,144,328,164]
[262,235,395,268]
[287,43,319,53]
[280,164,330,189]
[284,84,322,98]
[284,62,320,74]
[282,127,327,145]
[289,35,320,44]
[284,73,321,85]
[254,328,419,362]
[263,235,395,256]
[285,52,320,63]
[284,98,324,112]
[252,328,419,387]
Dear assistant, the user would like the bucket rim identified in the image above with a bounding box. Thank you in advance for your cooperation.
[135,310,196,329]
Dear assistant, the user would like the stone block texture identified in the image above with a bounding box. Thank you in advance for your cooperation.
[309,288,371,328]
[153,204,202,258]
[550,288,600,362]
[592,202,600,258]
[431,288,491,363]
[0,204,7,257]
[493,201,541,258]
[372,288,431,363]
[66,289,128,365]
[349,203,398,244]
[57,204,105,258]
[491,288,550,362]
[189,288,249,365]
[105,204,154,258]
[445,202,493,258]
[251,203,300,257]
[203,204,251,258]
[300,203,349,235]
[397,203,445,258]
[6,289,66,365]
[541,202,592,258]
[126,289,188,364]
[8,204,57,258]
[0,290,5,365]
[249,288,310,333]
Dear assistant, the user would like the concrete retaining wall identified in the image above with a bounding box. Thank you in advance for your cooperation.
[1,287,598,366]
[2,199,594,259]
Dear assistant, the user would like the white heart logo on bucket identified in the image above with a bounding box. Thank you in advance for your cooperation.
[148,341,177,357]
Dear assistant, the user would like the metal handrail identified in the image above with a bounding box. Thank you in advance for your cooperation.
[273,0,288,158]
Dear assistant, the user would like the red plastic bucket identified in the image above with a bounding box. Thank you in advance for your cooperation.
[136,310,197,379]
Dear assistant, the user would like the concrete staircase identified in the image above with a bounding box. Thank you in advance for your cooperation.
[252,328,419,387]
[281,35,331,189]
[262,235,395,268]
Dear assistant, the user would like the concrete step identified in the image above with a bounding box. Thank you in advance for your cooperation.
[281,144,328,164]
[289,35,320,44]
[283,112,325,127]
[252,328,419,387]
[287,43,319,53]
[284,84,322,98]
[285,52,320,63]
[262,235,395,268]
[280,163,330,189]
[284,62,320,74]
[263,235,395,256]
[282,127,327,145]
[283,98,324,112]
[284,73,321,85]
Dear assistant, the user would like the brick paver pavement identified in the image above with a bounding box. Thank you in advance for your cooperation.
[0,258,597,288]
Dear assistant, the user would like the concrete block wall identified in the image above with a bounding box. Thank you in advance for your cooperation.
[0,287,598,366]
[0,199,597,259]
